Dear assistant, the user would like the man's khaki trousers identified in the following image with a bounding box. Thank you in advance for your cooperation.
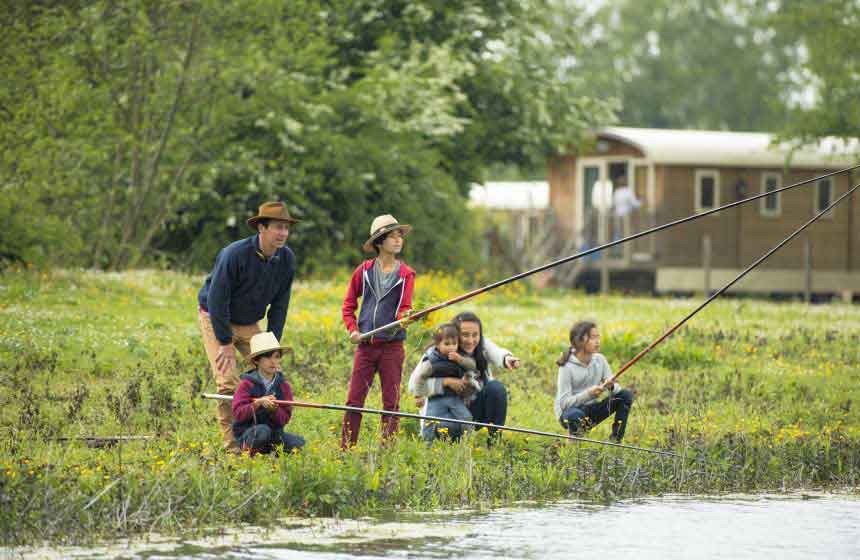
[198,309,261,453]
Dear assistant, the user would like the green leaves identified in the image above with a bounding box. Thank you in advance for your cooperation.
[2,1,613,272]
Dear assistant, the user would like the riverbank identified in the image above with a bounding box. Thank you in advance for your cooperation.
[1,268,858,545]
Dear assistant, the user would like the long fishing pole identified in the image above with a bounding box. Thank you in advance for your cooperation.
[606,180,860,386]
[201,393,678,457]
[361,164,860,341]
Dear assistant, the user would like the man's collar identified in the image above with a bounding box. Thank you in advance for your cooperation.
[253,235,280,263]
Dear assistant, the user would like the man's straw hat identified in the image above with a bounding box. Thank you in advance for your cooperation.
[247,332,288,360]
[362,214,412,252]
[247,201,300,229]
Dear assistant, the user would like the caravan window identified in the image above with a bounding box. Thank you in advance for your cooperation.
[760,172,782,217]
[694,170,720,212]
[815,178,833,215]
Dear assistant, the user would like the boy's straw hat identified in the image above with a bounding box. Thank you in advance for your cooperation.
[362,214,412,252]
[247,332,288,360]
[247,201,300,229]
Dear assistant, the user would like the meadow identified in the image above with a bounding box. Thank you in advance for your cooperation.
[1,267,858,545]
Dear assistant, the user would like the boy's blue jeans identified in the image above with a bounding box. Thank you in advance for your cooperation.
[422,395,473,442]
[559,389,634,442]
[237,425,305,454]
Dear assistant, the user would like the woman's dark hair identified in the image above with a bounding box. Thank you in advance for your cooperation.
[556,320,597,366]
[452,311,488,376]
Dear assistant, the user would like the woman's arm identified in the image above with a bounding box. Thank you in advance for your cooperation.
[482,337,509,369]
[407,360,445,397]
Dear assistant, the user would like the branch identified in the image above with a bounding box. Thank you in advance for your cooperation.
[128,13,200,237]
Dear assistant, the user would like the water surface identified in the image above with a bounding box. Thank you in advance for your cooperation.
[17,493,860,559]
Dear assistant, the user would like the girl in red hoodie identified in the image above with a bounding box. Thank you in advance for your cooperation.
[340,215,416,449]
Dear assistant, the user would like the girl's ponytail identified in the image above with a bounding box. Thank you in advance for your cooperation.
[556,346,574,367]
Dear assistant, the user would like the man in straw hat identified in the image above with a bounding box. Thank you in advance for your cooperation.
[340,214,416,449]
[232,332,305,455]
[198,201,299,453]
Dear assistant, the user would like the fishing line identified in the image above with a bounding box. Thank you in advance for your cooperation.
[201,393,678,457]
[361,164,860,341]
[607,180,860,384]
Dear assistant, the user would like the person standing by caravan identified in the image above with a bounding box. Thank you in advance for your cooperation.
[611,174,640,241]
[198,201,299,453]
[340,215,416,449]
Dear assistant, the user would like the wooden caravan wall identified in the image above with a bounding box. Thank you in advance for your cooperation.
[548,155,577,235]
[654,166,856,271]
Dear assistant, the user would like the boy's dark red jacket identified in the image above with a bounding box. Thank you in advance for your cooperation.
[231,371,294,438]
[341,259,415,342]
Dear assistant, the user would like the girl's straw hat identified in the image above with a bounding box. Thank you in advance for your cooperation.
[247,332,288,360]
[362,214,412,252]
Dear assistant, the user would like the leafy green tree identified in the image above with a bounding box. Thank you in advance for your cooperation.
[571,0,792,131]
[1,1,228,269]
[1,0,615,272]
[769,0,860,142]
[163,0,616,272]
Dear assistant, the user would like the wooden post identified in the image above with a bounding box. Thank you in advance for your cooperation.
[804,237,812,303]
[702,234,712,296]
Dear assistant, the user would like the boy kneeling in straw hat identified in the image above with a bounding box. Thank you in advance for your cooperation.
[232,332,305,455]
[340,215,416,449]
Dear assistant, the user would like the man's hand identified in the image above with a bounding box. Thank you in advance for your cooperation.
[504,354,521,369]
[349,331,362,344]
[215,343,237,376]
[254,395,278,411]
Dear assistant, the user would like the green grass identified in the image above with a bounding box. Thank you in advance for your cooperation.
[1,267,858,545]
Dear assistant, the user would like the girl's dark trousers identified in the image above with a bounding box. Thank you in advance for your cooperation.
[559,389,634,442]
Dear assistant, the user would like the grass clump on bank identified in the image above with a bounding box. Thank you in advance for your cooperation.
[0,268,858,545]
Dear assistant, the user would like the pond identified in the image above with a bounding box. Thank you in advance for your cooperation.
[16,493,860,559]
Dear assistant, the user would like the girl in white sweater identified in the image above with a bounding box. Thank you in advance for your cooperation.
[554,321,634,442]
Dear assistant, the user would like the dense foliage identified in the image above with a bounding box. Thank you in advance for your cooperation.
[2,0,856,272]
[0,1,614,272]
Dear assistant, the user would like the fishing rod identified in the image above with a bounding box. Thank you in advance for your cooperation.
[201,393,678,457]
[360,164,860,341]
[606,179,860,386]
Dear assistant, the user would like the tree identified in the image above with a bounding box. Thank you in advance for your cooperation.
[1,1,616,272]
[769,0,860,142]
[1,1,230,269]
[569,0,792,131]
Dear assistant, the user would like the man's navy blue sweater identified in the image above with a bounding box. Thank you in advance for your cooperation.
[198,235,295,344]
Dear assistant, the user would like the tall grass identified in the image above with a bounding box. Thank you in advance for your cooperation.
[0,267,858,545]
